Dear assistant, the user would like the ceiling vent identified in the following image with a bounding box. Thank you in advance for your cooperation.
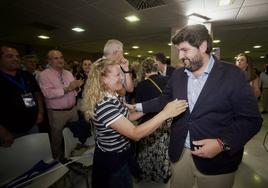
[28,22,57,31]
[126,0,167,10]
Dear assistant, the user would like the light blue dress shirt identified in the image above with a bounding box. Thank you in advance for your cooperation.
[184,56,215,148]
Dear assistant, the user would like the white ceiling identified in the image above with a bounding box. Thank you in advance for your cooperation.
[0,0,267,63]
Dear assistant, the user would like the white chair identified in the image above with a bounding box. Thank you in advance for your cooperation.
[0,133,69,188]
[63,127,95,165]
[62,127,95,188]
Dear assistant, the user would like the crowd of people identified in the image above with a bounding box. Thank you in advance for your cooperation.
[0,24,264,188]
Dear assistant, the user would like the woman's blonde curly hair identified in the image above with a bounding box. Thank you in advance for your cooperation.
[81,58,117,121]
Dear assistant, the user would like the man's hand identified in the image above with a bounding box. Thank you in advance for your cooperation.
[120,58,129,72]
[191,139,223,158]
[68,79,84,91]
[35,112,44,124]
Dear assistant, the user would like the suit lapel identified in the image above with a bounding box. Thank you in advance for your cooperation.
[190,60,224,115]
[173,70,188,101]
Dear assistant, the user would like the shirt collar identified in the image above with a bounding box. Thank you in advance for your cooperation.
[48,66,63,75]
[104,92,119,99]
[162,64,167,76]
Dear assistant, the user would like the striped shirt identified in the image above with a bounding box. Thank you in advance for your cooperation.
[92,94,130,152]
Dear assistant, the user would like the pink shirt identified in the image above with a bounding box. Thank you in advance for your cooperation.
[38,67,77,109]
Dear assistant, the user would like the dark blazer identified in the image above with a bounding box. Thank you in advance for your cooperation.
[135,74,168,122]
[142,58,262,175]
[166,65,175,78]
[135,74,168,103]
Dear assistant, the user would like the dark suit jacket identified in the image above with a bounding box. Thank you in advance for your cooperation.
[135,74,168,123]
[142,58,262,175]
[166,65,175,78]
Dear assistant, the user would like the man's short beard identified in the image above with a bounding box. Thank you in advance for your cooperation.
[183,57,203,72]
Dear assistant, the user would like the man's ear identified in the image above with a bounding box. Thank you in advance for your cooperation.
[199,41,208,54]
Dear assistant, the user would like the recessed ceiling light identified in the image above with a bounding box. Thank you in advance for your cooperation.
[166,56,170,59]
[253,45,262,49]
[125,15,140,22]
[213,40,221,43]
[260,56,265,59]
[137,55,142,58]
[244,51,250,54]
[219,0,233,6]
[124,52,129,55]
[254,175,261,182]
[132,46,139,49]
[38,35,50,39]
[148,50,153,53]
[234,56,237,59]
[168,43,172,46]
[72,27,85,32]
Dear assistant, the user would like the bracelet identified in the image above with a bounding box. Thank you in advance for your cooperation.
[216,138,224,150]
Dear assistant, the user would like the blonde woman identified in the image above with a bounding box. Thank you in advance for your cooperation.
[81,59,188,188]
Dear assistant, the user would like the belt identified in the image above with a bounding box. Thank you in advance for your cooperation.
[49,106,74,111]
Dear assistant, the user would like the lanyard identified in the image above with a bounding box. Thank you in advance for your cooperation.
[0,70,27,91]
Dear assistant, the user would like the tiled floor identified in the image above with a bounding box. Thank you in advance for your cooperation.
[58,113,268,188]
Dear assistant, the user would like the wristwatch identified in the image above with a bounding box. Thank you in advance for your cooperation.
[221,139,231,152]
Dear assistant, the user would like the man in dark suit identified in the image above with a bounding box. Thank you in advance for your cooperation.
[135,25,262,188]
[153,52,175,78]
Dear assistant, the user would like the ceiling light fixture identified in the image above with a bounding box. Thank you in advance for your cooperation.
[219,0,233,6]
[148,50,153,53]
[166,56,170,59]
[253,45,262,49]
[260,56,265,59]
[132,46,139,49]
[38,35,50,39]
[213,39,221,43]
[137,55,142,58]
[125,15,140,22]
[168,43,172,46]
[72,27,85,32]
[124,52,129,55]
[244,51,250,54]
[187,13,210,25]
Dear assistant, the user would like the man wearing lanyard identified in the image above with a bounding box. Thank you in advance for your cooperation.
[0,46,44,147]
[38,50,83,159]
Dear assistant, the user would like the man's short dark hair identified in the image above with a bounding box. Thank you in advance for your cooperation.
[171,24,212,54]
[0,46,9,58]
[154,52,167,64]
[22,54,38,63]
[0,46,17,59]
